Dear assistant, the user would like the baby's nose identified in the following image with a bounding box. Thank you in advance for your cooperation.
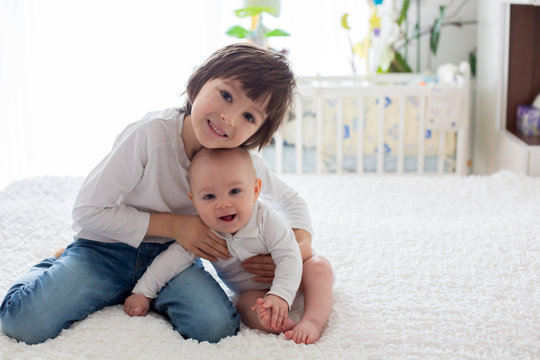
[216,202,232,209]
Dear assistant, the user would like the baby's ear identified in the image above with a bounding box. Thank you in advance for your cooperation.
[253,178,262,201]
[188,192,193,201]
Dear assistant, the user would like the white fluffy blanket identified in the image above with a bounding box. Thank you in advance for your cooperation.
[0,172,539,359]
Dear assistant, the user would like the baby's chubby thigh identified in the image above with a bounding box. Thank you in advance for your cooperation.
[0,239,137,344]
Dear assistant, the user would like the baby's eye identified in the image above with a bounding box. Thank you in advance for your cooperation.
[203,194,215,200]
[243,113,255,123]
[230,188,241,195]
[220,91,232,103]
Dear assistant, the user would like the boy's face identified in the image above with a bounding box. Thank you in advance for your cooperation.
[190,78,268,149]
[188,151,261,234]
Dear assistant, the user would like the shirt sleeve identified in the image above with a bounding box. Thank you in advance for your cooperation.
[262,206,303,308]
[72,122,151,247]
[132,243,195,298]
[251,152,313,235]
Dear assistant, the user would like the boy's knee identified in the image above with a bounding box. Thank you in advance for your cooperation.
[179,308,240,343]
[1,311,50,345]
[1,296,60,345]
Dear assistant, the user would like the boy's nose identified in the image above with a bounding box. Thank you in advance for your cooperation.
[220,112,236,127]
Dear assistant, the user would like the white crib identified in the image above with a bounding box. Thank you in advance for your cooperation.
[261,62,471,175]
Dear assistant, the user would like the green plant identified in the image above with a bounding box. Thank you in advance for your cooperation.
[225,4,289,48]
[341,0,476,74]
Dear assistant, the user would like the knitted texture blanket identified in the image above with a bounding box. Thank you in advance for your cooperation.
[0,172,538,359]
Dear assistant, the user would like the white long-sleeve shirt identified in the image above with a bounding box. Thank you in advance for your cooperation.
[72,108,312,248]
[132,202,303,308]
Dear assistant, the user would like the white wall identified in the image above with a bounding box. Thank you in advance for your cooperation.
[0,0,477,190]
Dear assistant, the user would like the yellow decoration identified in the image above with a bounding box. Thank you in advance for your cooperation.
[341,13,351,30]
[369,8,381,31]
[353,36,371,59]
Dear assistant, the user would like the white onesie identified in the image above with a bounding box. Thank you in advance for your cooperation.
[132,201,303,308]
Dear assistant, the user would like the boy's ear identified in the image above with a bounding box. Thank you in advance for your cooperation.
[253,178,262,201]
[188,191,193,202]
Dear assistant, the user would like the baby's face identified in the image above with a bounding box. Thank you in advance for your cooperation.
[189,152,260,234]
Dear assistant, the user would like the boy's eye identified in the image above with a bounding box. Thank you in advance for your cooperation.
[230,188,241,195]
[220,91,232,103]
[203,194,215,200]
[243,113,255,123]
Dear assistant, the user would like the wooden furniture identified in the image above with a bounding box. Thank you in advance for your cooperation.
[475,0,540,175]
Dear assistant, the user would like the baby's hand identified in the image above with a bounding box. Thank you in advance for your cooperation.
[252,294,289,331]
[124,293,151,317]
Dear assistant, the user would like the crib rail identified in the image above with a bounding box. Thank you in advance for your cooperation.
[266,62,471,176]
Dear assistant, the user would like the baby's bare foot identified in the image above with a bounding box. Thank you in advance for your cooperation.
[253,298,272,328]
[284,320,322,344]
[253,298,296,332]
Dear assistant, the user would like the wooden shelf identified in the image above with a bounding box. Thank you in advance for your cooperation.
[506,5,540,135]
[509,129,540,146]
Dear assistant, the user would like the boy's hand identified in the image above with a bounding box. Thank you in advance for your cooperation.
[242,228,312,282]
[174,215,230,262]
[241,254,275,283]
[252,294,289,331]
[124,293,151,317]
[148,213,231,262]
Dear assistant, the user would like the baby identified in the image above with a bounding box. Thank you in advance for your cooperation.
[124,147,303,333]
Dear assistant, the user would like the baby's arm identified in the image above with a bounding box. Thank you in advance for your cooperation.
[124,243,194,317]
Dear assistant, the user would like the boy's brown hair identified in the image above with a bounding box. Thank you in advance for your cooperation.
[183,43,296,151]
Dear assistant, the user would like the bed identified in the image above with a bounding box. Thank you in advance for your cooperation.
[0,171,539,359]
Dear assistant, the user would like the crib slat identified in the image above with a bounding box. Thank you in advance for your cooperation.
[417,95,425,174]
[438,131,446,174]
[295,95,304,174]
[336,97,344,174]
[356,96,364,174]
[397,95,406,174]
[377,96,385,174]
[316,96,324,174]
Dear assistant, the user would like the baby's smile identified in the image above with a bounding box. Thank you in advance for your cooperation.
[219,214,236,222]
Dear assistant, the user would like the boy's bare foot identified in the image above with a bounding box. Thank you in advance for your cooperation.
[284,320,322,344]
[53,247,65,258]
[124,293,151,317]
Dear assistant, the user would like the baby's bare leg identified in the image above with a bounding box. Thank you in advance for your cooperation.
[285,255,334,344]
[236,290,295,333]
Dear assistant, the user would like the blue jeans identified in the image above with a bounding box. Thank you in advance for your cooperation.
[0,239,240,344]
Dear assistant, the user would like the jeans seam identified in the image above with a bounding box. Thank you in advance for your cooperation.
[165,308,184,336]
[90,287,131,313]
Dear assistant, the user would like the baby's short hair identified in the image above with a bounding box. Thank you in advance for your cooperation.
[184,43,296,151]
[188,148,255,187]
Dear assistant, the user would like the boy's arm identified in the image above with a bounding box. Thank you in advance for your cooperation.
[293,228,313,261]
[147,213,230,262]
[250,153,313,235]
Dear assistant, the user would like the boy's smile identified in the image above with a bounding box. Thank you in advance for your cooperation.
[207,118,227,137]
